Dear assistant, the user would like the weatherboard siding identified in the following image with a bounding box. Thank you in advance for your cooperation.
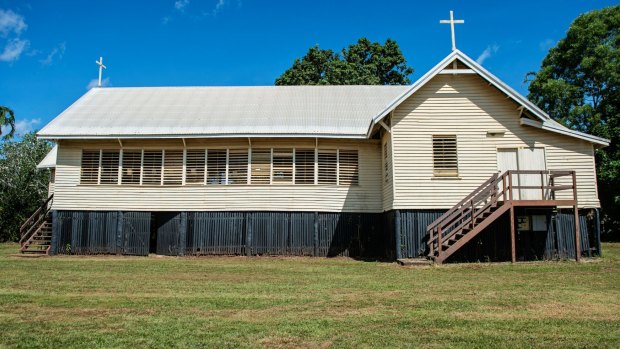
[381,130,394,212]
[52,138,383,212]
[390,74,600,209]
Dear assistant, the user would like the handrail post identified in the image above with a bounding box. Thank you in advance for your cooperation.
[510,205,516,263]
[429,228,434,255]
[540,171,545,200]
[437,226,443,259]
[470,199,474,228]
[572,171,581,262]
[508,171,513,201]
[502,173,506,202]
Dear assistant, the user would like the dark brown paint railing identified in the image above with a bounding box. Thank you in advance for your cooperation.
[19,194,53,246]
[427,170,576,257]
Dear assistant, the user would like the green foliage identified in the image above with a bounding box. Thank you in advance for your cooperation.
[527,5,620,238]
[0,132,52,241]
[275,38,413,85]
[0,106,16,140]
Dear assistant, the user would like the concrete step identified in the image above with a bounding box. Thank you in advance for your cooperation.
[397,258,432,266]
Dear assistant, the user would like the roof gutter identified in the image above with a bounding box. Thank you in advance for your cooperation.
[520,118,610,147]
[37,132,369,141]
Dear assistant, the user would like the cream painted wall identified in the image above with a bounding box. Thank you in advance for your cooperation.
[390,74,600,209]
[52,138,383,212]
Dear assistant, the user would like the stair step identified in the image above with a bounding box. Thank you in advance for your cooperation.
[24,243,50,248]
[26,240,50,244]
[22,249,49,253]
[22,249,48,254]
[397,258,431,266]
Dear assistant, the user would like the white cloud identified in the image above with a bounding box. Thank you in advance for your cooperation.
[39,42,66,65]
[175,0,190,11]
[0,38,29,62]
[476,44,499,65]
[213,0,226,14]
[164,0,237,24]
[0,8,29,63]
[14,118,41,135]
[0,9,26,37]
[86,77,110,90]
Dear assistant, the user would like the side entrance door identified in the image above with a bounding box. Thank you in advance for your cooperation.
[497,148,546,200]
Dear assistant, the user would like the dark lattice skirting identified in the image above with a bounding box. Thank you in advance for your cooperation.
[50,211,387,258]
[391,208,601,262]
[49,208,601,261]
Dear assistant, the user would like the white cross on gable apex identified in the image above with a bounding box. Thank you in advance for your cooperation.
[95,57,107,88]
[440,10,465,51]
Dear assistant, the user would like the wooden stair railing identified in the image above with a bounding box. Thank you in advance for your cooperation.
[20,219,53,254]
[426,170,577,264]
[19,194,54,255]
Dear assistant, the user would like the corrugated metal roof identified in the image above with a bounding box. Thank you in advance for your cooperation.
[37,85,408,139]
[37,145,57,169]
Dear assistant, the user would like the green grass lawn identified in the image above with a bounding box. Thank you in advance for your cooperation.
[0,243,619,349]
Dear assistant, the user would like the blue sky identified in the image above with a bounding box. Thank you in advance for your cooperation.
[0,0,617,136]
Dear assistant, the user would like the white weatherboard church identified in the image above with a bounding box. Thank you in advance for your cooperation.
[23,13,609,263]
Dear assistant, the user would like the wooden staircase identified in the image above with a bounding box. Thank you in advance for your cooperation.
[426,170,580,264]
[19,195,54,255]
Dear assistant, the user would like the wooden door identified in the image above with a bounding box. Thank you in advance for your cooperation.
[497,148,519,200]
[517,148,546,200]
[497,148,546,200]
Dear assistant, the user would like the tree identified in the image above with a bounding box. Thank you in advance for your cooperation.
[526,5,620,239]
[276,38,413,85]
[0,106,16,140]
[0,132,52,242]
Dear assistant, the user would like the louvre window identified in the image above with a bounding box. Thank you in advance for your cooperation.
[78,146,360,187]
[80,150,100,184]
[338,150,359,185]
[163,150,183,185]
[185,149,206,184]
[251,149,271,184]
[142,150,163,185]
[228,149,249,185]
[207,149,227,185]
[49,169,55,184]
[295,149,315,184]
[100,150,120,184]
[432,135,458,177]
[318,149,337,185]
[272,148,293,184]
[121,150,142,184]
